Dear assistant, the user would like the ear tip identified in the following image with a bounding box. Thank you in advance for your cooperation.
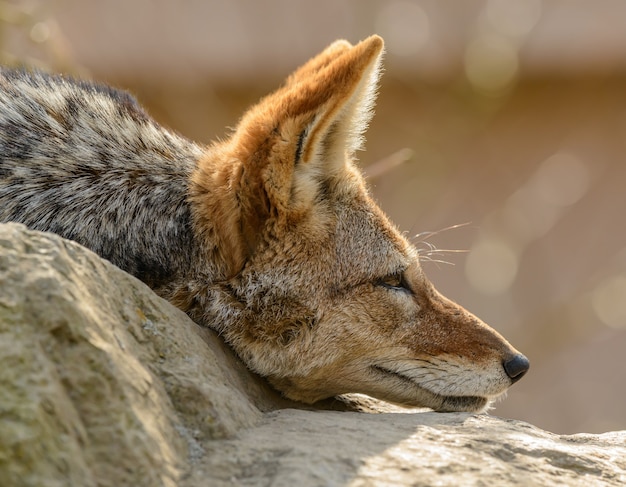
[350,35,385,66]
[330,39,353,50]
[327,36,384,57]
[360,35,385,55]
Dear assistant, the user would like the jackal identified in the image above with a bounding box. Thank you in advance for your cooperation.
[0,36,528,412]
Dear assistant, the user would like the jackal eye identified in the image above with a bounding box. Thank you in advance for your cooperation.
[377,272,411,293]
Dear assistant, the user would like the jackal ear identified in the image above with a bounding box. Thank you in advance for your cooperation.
[233,35,383,205]
[199,36,384,272]
[290,35,384,166]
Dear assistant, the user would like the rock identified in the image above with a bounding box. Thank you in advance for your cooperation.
[0,223,287,487]
[1,222,625,487]
[191,410,626,486]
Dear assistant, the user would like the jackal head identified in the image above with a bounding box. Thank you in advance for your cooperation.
[188,35,529,412]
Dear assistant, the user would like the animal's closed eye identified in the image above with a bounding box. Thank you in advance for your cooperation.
[377,272,411,293]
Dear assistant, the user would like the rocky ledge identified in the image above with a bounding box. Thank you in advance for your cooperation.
[1,223,624,487]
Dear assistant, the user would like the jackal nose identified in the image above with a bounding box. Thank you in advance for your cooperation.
[503,354,530,383]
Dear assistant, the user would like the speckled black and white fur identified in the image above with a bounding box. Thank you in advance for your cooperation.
[0,69,204,288]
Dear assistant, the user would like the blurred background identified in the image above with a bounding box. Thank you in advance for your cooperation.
[3,0,625,435]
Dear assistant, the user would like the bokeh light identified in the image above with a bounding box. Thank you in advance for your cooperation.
[464,34,519,95]
[592,275,626,329]
[466,237,518,295]
[485,0,542,39]
[375,1,430,58]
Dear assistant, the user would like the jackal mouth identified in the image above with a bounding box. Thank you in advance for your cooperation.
[370,364,489,412]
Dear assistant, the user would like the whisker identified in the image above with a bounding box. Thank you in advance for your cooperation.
[419,257,455,267]
[411,222,473,268]
[415,241,437,253]
[419,248,468,255]
[411,222,472,245]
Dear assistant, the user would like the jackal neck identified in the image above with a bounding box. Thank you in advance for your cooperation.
[189,146,250,281]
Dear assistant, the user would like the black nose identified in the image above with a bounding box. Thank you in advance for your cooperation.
[503,354,530,383]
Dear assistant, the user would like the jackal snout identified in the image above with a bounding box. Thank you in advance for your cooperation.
[408,283,530,387]
[416,286,530,377]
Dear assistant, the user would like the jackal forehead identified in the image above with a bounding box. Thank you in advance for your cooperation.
[335,203,412,279]
[248,181,412,297]
[296,167,416,285]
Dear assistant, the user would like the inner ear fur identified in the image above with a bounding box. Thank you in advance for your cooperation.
[191,36,384,276]
[294,36,384,165]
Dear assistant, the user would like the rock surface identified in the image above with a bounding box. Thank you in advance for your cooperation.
[0,222,284,487]
[1,222,625,487]
[192,410,626,487]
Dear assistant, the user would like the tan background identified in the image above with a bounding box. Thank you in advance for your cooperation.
[4,0,625,434]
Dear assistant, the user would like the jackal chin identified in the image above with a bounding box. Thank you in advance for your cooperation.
[269,360,508,413]
[368,364,504,413]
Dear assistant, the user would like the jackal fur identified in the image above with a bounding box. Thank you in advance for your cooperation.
[0,36,528,412]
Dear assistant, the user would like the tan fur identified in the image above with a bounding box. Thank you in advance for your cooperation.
[179,35,529,412]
